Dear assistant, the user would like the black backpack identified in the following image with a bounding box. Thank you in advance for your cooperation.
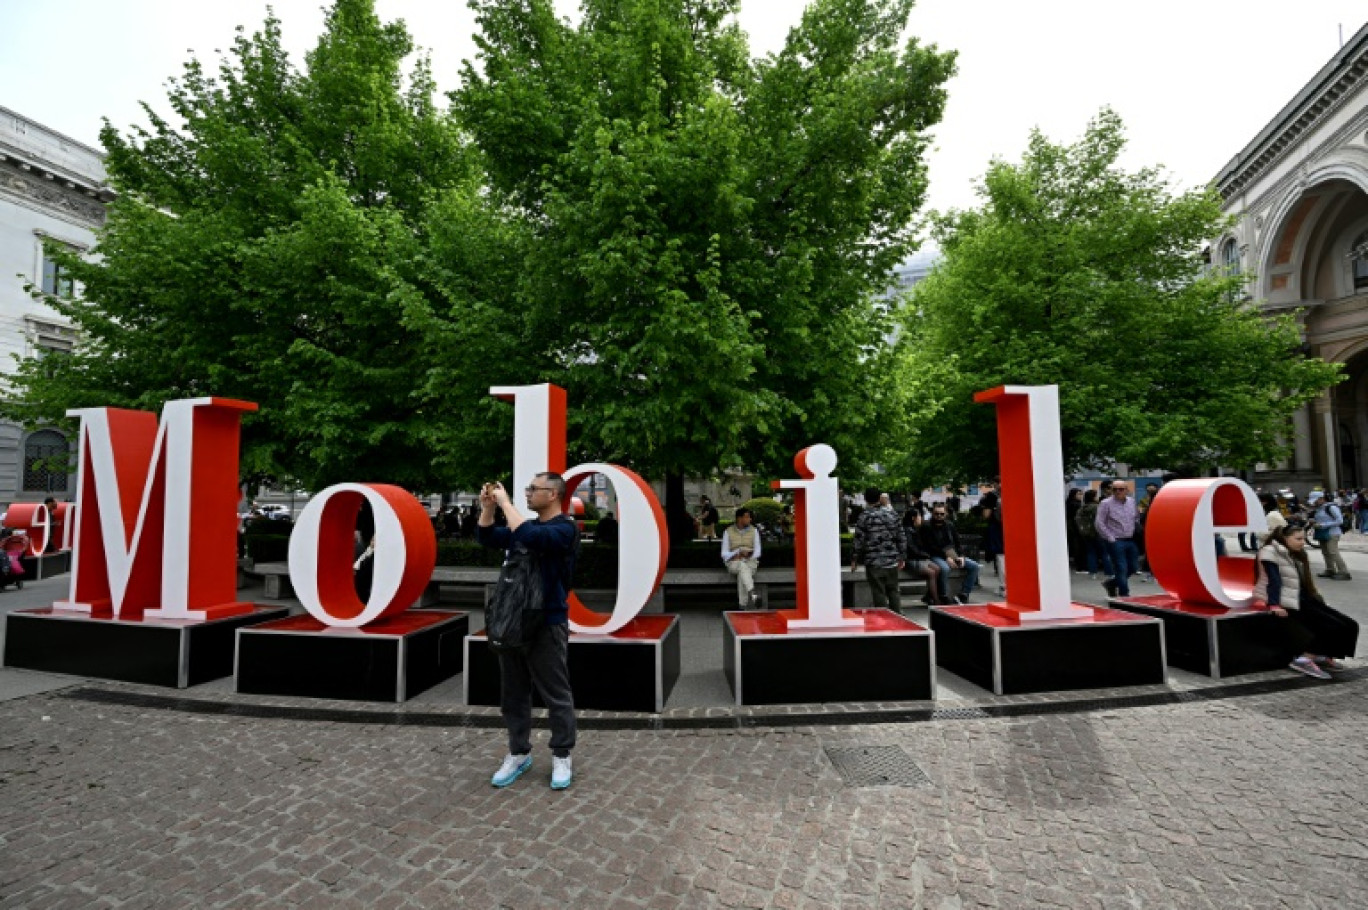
[486,543,544,653]
[486,519,581,653]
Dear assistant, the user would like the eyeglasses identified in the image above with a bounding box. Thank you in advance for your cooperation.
[525,485,557,494]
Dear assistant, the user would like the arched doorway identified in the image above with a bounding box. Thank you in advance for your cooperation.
[1260,176,1368,306]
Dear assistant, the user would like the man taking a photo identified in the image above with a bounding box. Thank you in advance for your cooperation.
[477,475,579,790]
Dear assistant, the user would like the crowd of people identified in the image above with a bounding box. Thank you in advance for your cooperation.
[234,478,1360,685]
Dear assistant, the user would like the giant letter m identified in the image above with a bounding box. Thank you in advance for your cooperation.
[56,398,257,621]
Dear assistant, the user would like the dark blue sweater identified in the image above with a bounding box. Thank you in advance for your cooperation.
[477,515,578,625]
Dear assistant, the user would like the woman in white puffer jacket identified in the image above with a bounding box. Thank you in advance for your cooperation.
[1253,524,1359,679]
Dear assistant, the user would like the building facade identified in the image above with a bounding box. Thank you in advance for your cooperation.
[0,106,111,505]
[1215,22,1368,493]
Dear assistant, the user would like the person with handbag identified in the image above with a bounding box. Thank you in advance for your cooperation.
[477,475,579,790]
[1253,523,1359,679]
[1308,491,1351,580]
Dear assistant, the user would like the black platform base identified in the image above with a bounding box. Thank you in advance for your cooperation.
[1109,596,1288,678]
[465,615,681,713]
[19,550,71,579]
[236,611,468,703]
[3,605,289,688]
[723,609,934,706]
[930,604,1167,696]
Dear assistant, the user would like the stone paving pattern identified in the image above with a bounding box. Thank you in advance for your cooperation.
[3,536,1367,907]
[2,678,1366,909]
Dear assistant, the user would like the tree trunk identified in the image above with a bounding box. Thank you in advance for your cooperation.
[664,472,696,550]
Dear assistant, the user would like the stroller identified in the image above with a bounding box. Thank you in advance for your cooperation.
[0,532,27,591]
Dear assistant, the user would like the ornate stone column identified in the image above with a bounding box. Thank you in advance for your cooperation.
[1313,393,1337,490]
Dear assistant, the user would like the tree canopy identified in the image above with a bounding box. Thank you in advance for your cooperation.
[5,0,525,491]
[10,0,955,501]
[453,0,955,481]
[891,109,1343,485]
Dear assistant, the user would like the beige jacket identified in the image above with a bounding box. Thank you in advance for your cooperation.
[1252,541,1303,610]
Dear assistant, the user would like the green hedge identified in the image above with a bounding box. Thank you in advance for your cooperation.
[248,531,856,589]
[429,539,855,588]
[436,542,504,568]
[245,534,291,563]
[739,497,783,525]
[244,517,292,535]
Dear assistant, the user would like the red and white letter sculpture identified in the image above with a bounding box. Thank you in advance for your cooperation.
[55,501,75,551]
[56,398,258,621]
[287,483,438,628]
[1144,478,1265,607]
[492,384,668,636]
[975,384,1092,622]
[5,503,51,557]
[774,444,862,630]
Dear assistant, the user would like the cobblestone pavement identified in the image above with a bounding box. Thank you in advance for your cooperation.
[2,678,1366,909]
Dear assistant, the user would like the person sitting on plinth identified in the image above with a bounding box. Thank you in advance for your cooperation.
[1252,523,1359,680]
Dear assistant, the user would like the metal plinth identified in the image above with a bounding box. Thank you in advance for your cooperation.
[4,605,288,688]
[236,611,469,703]
[465,615,681,713]
[931,603,1166,696]
[723,609,935,706]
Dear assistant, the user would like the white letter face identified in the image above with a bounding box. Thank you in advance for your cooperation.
[777,444,862,630]
[563,464,668,636]
[289,483,438,628]
[974,385,1090,622]
[1147,478,1266,608]
[57,398,256,621]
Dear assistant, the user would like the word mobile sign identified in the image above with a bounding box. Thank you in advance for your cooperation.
[5,501,74,556]
[51,385,1262,639]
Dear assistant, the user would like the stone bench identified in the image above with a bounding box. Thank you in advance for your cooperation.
[249,563,502,607]
[247,562,969,610]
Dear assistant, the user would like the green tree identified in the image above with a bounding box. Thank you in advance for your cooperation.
[5,0,522,491]
[894,109,1343,485]
[453,0,955,537]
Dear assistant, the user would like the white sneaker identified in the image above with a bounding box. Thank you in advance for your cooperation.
[551,755,573,790]
[491,753,532,788]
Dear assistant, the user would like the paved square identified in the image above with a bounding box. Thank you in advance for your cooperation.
[2,679,1365,908]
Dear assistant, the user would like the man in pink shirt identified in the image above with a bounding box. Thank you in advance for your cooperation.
[1095,481,1139,598]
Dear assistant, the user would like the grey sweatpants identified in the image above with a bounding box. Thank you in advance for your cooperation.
[498,623,577,757]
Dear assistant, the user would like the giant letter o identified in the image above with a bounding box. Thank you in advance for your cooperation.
[288,483,436,628]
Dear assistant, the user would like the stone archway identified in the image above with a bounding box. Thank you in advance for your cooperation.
[1253,169,1368,492]
[1259,171,1368,307]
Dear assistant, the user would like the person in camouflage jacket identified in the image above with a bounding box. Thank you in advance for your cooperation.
[851,487,908,613]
